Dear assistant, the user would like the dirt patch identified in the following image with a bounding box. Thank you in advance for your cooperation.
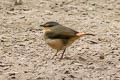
[0,0,120,80]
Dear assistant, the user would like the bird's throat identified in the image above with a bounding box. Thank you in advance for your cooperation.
[44,27,51,32]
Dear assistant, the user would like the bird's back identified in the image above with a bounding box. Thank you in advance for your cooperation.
[45,24,78,39]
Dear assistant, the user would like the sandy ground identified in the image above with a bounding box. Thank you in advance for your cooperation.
[0,0,120,80]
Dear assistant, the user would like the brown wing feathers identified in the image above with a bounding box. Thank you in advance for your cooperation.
[46,26,78,39]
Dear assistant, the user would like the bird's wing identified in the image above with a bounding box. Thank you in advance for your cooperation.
[46,25,78,39]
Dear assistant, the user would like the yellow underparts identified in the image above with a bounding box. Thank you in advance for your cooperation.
[67,33,87,47]
[67,36,80,47]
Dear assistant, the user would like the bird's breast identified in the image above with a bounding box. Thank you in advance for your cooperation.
[45,39,65,50]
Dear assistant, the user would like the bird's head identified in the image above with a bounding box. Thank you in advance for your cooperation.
[40,22,59,28]
[40,21,59,32]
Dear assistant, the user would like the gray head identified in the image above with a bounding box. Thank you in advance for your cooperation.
[40,22,59,27]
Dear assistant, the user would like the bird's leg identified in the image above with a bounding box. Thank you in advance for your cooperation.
[60,48,66,59]
[51,50,58,59]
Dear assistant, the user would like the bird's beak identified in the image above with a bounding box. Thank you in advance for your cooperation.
[40,24,44,27]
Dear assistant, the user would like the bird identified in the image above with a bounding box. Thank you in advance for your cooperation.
[40,21,94,59]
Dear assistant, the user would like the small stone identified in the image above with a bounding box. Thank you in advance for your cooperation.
[64,70,70,74]
[69,75,76,78]
[11,76,16,79]
[99,55,104,59]
[9,73,15,76]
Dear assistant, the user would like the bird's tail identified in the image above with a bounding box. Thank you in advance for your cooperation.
[76,33,95,37]
[67,33,95,46]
